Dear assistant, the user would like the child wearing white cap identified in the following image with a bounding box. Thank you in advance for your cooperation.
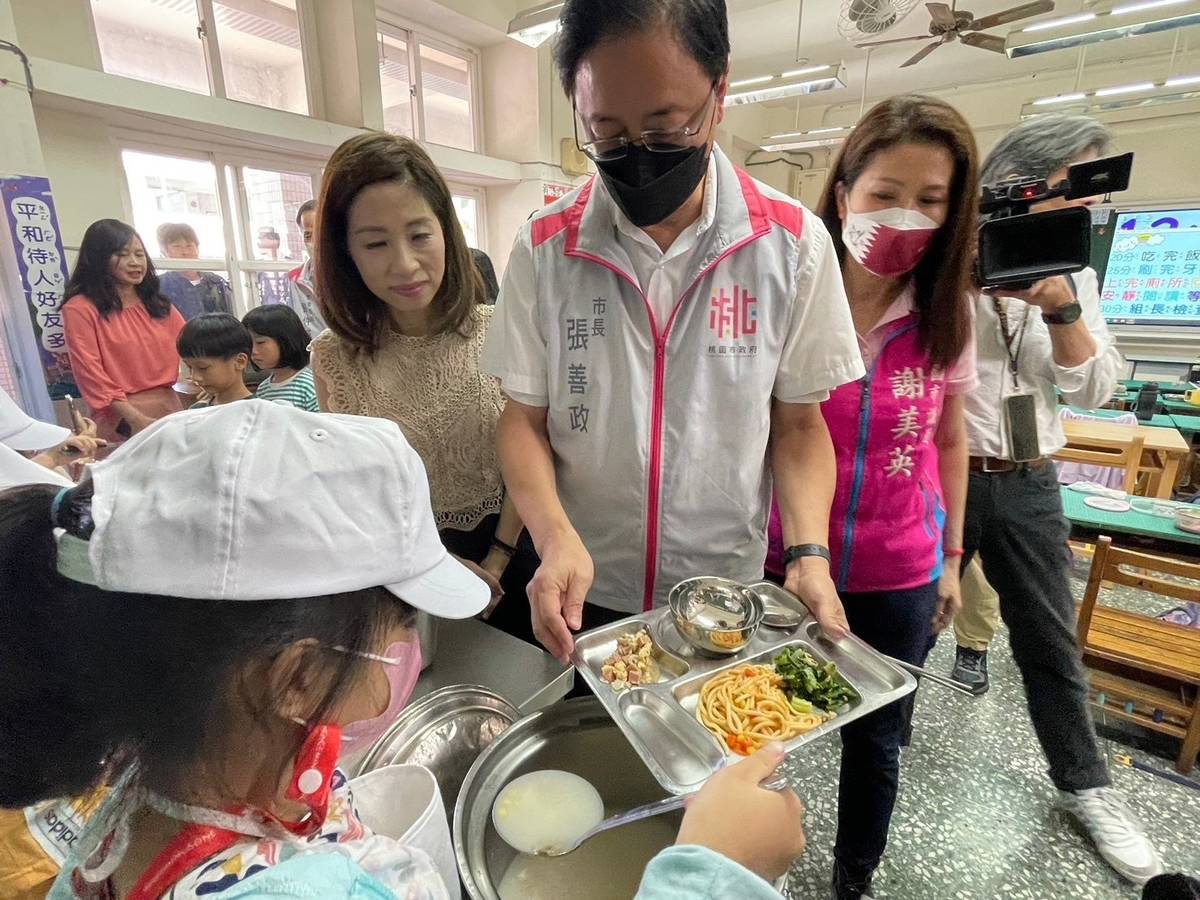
[0,402,805,898]
[0,387,106,487]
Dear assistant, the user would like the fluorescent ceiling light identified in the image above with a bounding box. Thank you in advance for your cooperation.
[1007,0,1200,57]
[507,1,564,47]
[727,65,845,106]
[1022,74,1200,116]
[1094,81,1156,95]
[730,75,774,88]
[1023,12,1096,30]
[764,125,850,140]
[760,125,851,152]
[1033,91,1088,104]
[1111,0,1188,13]
[781,65,835,78]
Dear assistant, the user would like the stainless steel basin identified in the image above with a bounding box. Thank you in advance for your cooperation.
[454,698,683,900]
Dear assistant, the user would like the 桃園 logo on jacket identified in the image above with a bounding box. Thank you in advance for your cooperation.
[707,285,758,357]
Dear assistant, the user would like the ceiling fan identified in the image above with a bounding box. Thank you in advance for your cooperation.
[856,0,1055,67]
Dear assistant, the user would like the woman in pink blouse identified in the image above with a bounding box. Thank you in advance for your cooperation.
[63,220,185,441]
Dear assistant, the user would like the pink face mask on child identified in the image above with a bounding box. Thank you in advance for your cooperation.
[338,639,423,751]
[842,206,940,278]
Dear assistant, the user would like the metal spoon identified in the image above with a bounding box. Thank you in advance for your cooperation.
[532,772,791,857]
[878,654,979,697]
[760,603,805,630]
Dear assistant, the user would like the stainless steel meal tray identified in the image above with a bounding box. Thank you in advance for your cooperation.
[570,581,918,795]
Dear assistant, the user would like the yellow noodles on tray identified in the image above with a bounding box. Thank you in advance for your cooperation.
[697,664,825,756]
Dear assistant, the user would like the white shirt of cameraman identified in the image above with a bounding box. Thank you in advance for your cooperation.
[964,266,1124,459]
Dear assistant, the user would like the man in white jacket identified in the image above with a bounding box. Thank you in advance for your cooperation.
[482,0,863,662]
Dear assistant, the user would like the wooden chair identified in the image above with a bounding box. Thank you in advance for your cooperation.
[1055,432,1146,495]
[1078,537,1200,774]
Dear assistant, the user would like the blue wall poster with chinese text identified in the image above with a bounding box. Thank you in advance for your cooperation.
[1099,208,1200,325]
[1,175,73,398]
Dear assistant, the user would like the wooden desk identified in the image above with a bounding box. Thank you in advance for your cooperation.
[1064,406,1176,429]
[1171,414,1200,440]
[1160,398,1200,415]
[1061,487,1200,560]
[1061,419,1191,499]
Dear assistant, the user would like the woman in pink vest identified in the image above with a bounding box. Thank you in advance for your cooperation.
[768,95,979,900]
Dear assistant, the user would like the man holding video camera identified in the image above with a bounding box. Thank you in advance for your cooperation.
[948,115,1161,884]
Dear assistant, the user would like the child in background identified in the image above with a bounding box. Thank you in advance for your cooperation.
[242,305,320,412]
[177,313,253,408]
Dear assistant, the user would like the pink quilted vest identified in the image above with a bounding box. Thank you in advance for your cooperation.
[768,314,948,593]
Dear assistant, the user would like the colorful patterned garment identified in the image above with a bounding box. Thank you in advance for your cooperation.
[50,770,449,900]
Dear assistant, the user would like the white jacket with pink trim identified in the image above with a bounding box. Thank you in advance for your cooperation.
[482,148,863,614]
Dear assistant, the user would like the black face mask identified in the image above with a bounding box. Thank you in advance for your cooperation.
[595,142,711,228]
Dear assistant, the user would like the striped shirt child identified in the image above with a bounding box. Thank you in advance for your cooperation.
[255,367,320,412]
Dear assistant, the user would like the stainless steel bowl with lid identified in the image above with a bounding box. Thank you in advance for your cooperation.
[354,685,519,823]
[455,697,682,900]
[667,576,763,656]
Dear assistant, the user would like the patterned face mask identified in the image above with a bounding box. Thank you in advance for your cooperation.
[842,207,940,278]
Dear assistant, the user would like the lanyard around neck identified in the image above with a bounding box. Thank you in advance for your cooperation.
[992,297,1030,390]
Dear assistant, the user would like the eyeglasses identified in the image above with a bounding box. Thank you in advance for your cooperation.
[574,89,718,163]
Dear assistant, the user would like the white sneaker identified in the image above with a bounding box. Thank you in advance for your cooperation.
[1058,787,1164,884]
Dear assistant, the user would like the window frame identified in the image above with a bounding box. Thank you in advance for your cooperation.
[91,0,319,117]
[116,133,322,317]
[375,18,483,154]
[446,182,487,252]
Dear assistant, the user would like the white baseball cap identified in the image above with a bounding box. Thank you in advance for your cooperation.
[0,387,69,452]
[57,401,490,618]
[0,443,72,490]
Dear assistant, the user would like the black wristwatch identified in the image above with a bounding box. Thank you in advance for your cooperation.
[782,544,832,568]
[1042,301,1082,325]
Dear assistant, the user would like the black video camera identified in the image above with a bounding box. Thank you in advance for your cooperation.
[976,151,1134,290]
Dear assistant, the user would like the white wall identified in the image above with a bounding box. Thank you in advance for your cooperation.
[30,107,128,252]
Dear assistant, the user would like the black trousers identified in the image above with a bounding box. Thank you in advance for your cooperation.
[440,514,539,646]
[835,582,940,880]
[960,463,1109,791]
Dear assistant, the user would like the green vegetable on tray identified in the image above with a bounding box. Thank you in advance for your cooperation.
[774,647,859,712]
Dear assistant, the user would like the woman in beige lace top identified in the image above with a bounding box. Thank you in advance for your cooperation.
[309,133,535,642]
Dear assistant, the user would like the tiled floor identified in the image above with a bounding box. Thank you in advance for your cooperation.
[778,556,1200,900]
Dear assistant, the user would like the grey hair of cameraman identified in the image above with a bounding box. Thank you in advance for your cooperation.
[981,114,1110,185]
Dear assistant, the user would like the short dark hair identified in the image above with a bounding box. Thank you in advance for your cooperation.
[65,219,172,320]
[296,200,317,227]
[470,248,499,303]
[315,133,484,353]
[554,0,730,96]
[819,94,979,370]
[177,312,252,361]
[242,304,312,370]
[0,481,409,808]
[156,222,199,249]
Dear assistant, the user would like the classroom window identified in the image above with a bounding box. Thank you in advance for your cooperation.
[120,146,318,316]
[213,0,308,114]
[419,43,474,152]
[121,150,226,256]
[90,0,311,115]
[91,0,210,95]
[378,31,414,138]
[451,190,482,250]
[238,166,312,263]
[376,24,479,152]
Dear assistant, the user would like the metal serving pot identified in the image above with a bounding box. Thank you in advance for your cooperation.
[454,698,683,900]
